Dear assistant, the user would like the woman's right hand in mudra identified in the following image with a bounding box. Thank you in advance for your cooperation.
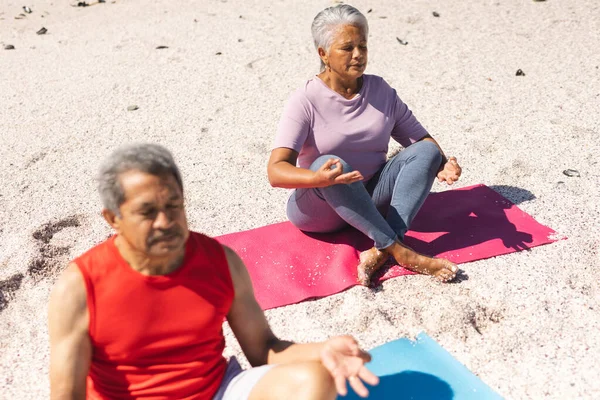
[314,158,364,187]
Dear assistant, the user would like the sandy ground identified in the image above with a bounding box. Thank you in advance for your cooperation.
[1,0,599,398]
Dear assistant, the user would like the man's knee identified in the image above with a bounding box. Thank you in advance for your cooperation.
[249,362,336,400]
[310,154,354,173]
[292,362,336,399]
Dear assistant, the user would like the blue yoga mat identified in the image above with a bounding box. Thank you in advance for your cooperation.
[340,333,503,399]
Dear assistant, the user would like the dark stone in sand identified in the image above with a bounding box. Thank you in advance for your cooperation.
[433,11,440,17]
[396,37,408,45]
[516,69,525,76]
[156,45,169,49]
[36,27,47,35]
[4,44,15,50]
[367,8,372,13]
[563,169,580,177]
[215,51,222,55]
[127,105,139,111]
[76,1,89,7]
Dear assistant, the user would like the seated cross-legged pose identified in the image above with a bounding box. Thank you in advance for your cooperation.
[267,4,462,285]
[48,144,378,400]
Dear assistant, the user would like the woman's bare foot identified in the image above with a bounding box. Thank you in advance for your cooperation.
[385,241,459,282]
[357,247,389,285]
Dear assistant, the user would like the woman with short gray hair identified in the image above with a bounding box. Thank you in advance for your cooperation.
[267,4,462,285]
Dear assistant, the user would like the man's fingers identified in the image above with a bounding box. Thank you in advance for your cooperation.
[335,374,348,397]
[320,350,337,372]
[348,376,370,398]
[356,349,371,363]
[358,367,380,386]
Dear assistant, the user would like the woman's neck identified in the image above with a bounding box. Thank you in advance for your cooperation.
[318,72,363,99]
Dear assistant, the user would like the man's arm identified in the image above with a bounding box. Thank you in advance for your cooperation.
[48,263,92,400]
[224,246,379,397]
[224,246,328,366]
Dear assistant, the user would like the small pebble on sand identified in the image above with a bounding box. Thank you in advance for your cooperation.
[563,169,580,177]
[127,105,139,111]
[36,27,47,35]
[4,44,15,50]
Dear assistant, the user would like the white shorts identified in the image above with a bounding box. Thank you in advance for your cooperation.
[213,357,275,400]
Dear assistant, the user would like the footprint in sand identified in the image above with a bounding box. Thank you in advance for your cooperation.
[28,215,83,283]
[0,273,25,313]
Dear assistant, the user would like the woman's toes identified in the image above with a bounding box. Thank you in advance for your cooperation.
[439,258,459,273]
[435,267,457,282]
[436,271,451,282]
[357,272,369,286]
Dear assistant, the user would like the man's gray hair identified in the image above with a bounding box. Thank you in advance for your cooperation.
[97,143,183,214]
[311,4,369,71]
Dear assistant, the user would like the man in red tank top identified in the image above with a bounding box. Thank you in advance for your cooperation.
[48,144,378,400]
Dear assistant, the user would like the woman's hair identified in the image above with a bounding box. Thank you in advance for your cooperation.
[97,143,183,215]
[311,4,369,71]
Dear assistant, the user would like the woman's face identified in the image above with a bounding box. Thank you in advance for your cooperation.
[320,24,368,81]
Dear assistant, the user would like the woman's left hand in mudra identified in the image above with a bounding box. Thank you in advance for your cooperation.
[437,156,462,185]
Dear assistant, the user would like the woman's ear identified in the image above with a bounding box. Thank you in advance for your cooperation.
[318,47,328,67]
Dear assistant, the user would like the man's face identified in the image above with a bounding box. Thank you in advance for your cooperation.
[106,170,189,259]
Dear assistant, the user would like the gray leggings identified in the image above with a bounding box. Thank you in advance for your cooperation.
[286,140,442,250]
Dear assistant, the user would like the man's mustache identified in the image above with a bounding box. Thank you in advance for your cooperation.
[148,229,182,244]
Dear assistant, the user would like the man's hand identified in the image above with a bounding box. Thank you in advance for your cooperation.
[437,156,462,185]
[313,158,364,187]
[320,335,379,398]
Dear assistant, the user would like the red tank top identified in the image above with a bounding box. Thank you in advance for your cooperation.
[74,232,234,399]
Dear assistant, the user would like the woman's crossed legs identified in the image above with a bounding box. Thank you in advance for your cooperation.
[287,141,458,284]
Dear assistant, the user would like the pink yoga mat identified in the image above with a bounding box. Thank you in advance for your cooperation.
[216,184,560,310]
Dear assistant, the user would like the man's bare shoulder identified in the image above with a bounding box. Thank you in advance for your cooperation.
[221,245,242,272]
[220,245,253,298]
[49,262,87,316]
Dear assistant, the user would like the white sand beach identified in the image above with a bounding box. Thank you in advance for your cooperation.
[1,0,599,398]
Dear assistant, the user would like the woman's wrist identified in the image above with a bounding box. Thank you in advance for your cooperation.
[438,154,448,172]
